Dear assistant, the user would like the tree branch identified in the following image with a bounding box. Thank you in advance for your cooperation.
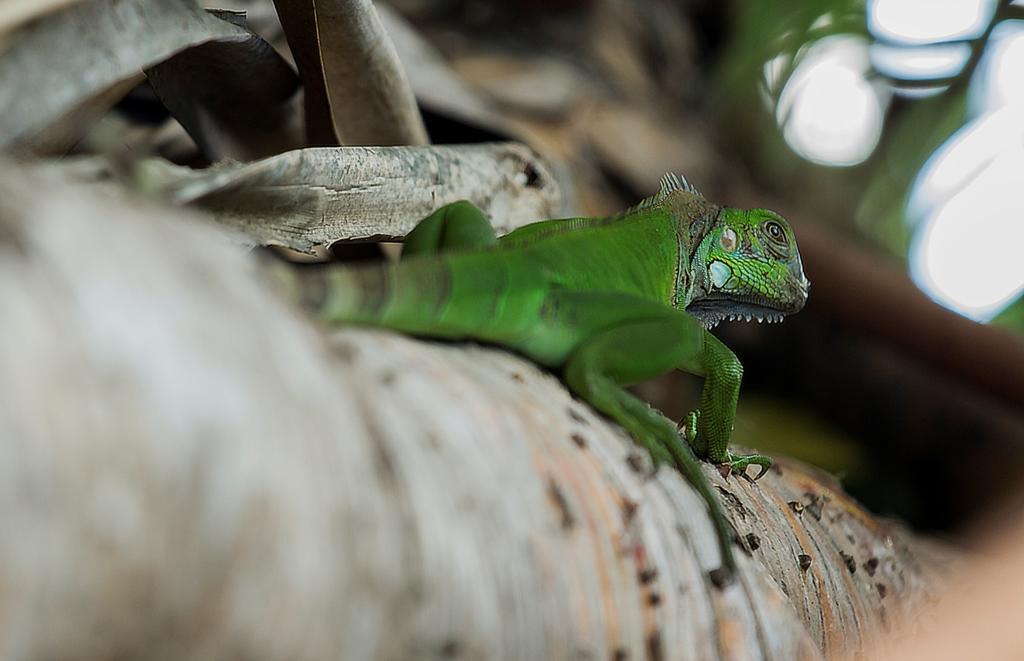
[63,142,564,252]
[0,159,943,659]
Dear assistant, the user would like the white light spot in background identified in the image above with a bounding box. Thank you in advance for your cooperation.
[910,147,1024,319]
[907,108,1013,222]
[762,54,788,94]
[908,19,1024,320]
[974,21,1024,110]
[868,0,995,44]
[889,85,952,99]
[810,13,834,31]
[869,42,970,80]
[777,36,888,166]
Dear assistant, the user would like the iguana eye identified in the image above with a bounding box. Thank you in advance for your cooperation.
[764,220,785,243]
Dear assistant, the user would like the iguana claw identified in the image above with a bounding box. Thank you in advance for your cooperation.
[680,410,772,481]
[679,409,700,444]
[726,451,772,481]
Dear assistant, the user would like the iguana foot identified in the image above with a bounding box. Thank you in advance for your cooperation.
[681,410,772,481]
[722,451,772,481]
[679,409,700,445]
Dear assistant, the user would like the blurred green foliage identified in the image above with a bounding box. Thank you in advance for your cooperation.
[736,395,865,477]
[993,294,1024,330]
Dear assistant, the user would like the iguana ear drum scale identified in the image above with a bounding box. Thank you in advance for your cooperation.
[320,177,809,583]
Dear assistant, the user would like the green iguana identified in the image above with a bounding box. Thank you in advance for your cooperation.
[320,173,809,582]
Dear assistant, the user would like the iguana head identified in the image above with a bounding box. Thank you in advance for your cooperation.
[685,207,810,329]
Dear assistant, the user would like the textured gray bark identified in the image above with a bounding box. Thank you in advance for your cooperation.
[0,161,942,660]
[95,142,564,251]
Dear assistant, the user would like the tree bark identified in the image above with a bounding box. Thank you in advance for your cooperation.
[64,142,564,252]
[0,160,943,660]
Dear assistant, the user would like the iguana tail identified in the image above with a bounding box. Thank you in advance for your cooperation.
[318,254,525,340]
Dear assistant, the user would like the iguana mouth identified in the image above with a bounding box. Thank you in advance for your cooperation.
[685,299,789,329]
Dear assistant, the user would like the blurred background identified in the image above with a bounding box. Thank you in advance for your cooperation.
[12,3,1024,655]
[15,0,1024,540]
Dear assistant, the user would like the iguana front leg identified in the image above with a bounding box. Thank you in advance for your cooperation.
[528,291,767,578]
[539,291,770,478]
[401,200,497,257]
[682,409,772,479]
[680,332,773,480]
[562,316,740,576]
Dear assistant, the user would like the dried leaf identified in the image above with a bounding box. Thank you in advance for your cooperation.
[314,0,427,145]
[0,0,85,40]
[145,9,302,161]
[273,0,428,146]
[270,0,336,145]
[0,0,255,152]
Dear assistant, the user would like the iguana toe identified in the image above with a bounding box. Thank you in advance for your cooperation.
[724,451,772,481]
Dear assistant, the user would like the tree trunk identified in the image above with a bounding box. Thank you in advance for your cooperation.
[0,161,943,660]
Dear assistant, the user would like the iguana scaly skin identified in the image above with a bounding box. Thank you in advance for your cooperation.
[320,174,809,582]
